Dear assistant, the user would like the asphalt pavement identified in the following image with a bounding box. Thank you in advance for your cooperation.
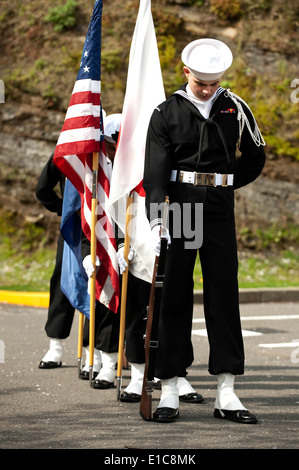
[0,290,299,457]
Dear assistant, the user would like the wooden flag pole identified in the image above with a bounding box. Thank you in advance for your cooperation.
[77,312,85,377]
[89,151,99,386]
[116,191,134,400]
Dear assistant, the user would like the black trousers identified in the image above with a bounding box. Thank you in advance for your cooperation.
[82,272,149,360]
[45,233,75,339]
[154,209,244,379]
[83,302,120,353]
[125,273,149,363]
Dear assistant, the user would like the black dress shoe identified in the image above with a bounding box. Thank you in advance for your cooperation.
[152,407,179,423]
[179,392,204,403]
[214,408,258,424]
[92,379,114,389]
[119,391,141,402]
[79,370,98,380]
[38,361,62,369]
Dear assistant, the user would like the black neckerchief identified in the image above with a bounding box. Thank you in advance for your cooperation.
[174,86,231,167]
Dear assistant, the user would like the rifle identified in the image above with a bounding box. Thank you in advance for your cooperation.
[140,196,169,421]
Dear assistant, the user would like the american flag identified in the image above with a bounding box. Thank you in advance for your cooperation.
[53,0,119,313]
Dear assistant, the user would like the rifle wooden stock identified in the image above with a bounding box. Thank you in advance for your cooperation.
[140,197,169,421]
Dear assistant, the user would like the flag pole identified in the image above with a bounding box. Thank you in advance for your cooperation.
[89,151,99,386]
[116,190,134,400]
[77,312,85,377]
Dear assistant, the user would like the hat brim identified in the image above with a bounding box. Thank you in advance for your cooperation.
[188,68,225,81]
[182,38,233,78]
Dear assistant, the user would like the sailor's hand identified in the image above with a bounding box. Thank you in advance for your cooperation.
[151,225,171,256]
[82,254,100,278]
[116,246,134,274]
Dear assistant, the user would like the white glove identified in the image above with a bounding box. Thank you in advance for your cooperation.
[151,225,171,256]
[116,245,134,274]
[82,254,100,278]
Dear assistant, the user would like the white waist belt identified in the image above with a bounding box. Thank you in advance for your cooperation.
[170,170,234,187]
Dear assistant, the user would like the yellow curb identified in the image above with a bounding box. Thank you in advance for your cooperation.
[0,291,50,308]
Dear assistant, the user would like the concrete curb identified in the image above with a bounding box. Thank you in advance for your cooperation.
[0,288,299,309]
[0,291,50,308]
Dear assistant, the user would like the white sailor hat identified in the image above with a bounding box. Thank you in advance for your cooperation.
[103,113,122,143]
[181,38,233,81]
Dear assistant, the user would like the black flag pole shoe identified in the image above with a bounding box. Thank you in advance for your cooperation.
[214,408,258,424]
[38,360,62,369]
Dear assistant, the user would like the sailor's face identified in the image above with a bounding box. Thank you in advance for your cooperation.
[184,67,221,101]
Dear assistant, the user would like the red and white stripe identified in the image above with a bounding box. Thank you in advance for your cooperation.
[54,78,119,313]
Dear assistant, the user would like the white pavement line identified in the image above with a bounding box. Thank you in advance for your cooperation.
[192,314,299,323]
[258,340,299,348]
[192,314,299,341]
[192,329,262,337]
[240,315,299,321]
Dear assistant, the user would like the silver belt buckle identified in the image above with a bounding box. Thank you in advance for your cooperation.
[194,172,202,186]
[190,172,231,187]
[194,172,215,186]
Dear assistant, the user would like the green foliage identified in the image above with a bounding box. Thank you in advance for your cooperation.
[1,214,299,292]
[221,60,299,161]
[163,61,185,97]
[0,211,47,254]
[61,46,82,72]
[158,35,176,68]
[265,135,299,160]
[152,8,183,36]
[0,210,54,291]
[238,224,299,250]
[237,250,299,288]
[256,225,299,247]
[194,249,299,289]
[34,58,47,71]
[45,0,78,32]
[194,224,299,288]
[101,49,124,72]
[243,0,273,13]
[210,0,243,20]
[191,1,205,6]
[0,246,55,292]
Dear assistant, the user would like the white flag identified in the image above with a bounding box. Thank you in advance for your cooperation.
[108,0,166,282]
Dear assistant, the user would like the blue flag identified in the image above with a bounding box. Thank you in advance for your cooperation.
[60,178,90,318]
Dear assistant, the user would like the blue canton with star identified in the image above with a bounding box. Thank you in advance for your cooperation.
[77,0,102,82]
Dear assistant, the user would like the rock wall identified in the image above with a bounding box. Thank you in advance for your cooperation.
[0,0,298,242]
[0,100,298,238]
